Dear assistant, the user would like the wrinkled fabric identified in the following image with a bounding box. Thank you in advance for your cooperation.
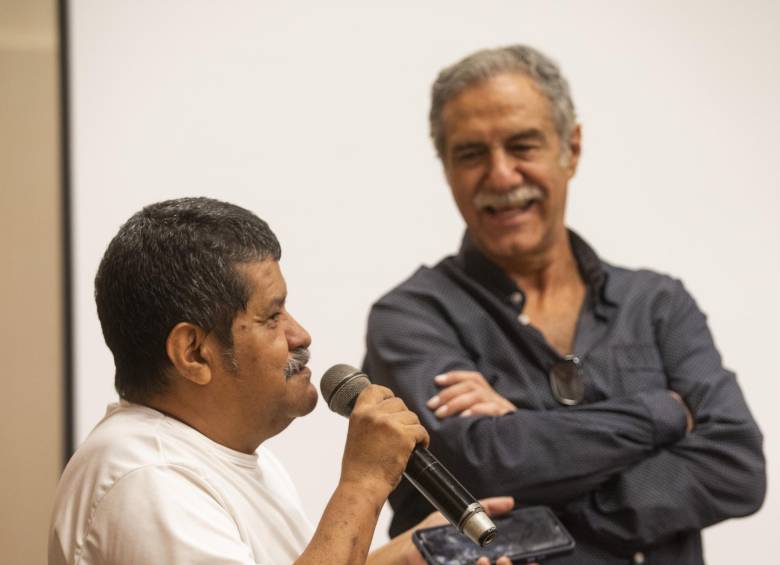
[364,231,765,565]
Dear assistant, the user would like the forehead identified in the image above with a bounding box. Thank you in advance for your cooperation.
[238,260,286,307]
[441,73,556,145]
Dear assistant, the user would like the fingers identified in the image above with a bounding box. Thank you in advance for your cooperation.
[427,372,516,419]
[410,419,430,448]
[460,402,505,418]
[435,371,488,384]
[478,496,515,517]
[376,396,413,415]
[342,382,431,492]
[355,387,429,446]
[669,390,695,432]
[476,557,517,565]
[355,386,415,417]
[475,558,516,565]
[393,408,424,425]
[434,370,489,387]
[429,380,481,406]
[354,384,395,407]
[427,378,489,415]
[430,388,485,418]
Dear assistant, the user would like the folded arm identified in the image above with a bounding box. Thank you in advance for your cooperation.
[364,296,689,506]
[560,280,765,549]
[366,278,765,549]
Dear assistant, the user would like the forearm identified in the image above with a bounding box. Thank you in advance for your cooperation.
[366,528,416,565]
[562,280,767,548]
[421,389,688,504]
[366,302,687,504]
[299,385,429,565]
[295,481,387,565]
[563,388,765,548]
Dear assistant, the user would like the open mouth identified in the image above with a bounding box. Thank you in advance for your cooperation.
[474,185,543,216]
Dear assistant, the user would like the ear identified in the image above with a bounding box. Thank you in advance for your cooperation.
[166,322,214,386]
[563,124,582,177]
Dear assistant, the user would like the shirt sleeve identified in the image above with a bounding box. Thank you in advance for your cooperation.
[78,465,263,565]
[561,279,766,550]
[364,289,689,507]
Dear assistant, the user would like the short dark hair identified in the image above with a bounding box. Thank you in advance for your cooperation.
[95,197,281,402]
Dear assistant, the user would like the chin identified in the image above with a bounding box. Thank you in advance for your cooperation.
[485,234,545,261]
[299,384,319,416]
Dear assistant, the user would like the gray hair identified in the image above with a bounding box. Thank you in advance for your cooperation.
[429,45,577,159]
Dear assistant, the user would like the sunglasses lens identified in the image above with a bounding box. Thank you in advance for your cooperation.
[550,357,584,406]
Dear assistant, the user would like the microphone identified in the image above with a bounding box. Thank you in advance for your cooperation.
[320,364,497,547]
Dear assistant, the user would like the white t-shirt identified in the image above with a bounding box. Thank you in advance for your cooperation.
[48,402,314,565]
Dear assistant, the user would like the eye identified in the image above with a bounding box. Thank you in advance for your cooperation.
[509,143,535,155]
[264,311,283,327]
[453,146,486,165]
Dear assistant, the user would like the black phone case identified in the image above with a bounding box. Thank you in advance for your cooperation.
[412,506,575,565]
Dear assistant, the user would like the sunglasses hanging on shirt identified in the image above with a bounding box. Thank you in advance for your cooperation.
[549,355,585,406]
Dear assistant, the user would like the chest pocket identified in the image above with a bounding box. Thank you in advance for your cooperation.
[612,343,668,393]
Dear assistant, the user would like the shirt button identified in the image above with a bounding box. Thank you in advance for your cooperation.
[517,313,530,325]
[632,552,645,564]
[510,291,523,305]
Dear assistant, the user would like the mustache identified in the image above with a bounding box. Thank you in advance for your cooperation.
[284,347,311,378]
[473,183,544,211]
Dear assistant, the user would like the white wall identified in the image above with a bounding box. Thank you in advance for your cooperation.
[70,0,779,561]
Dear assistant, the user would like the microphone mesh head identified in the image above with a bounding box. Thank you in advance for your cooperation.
[320,364,371,417]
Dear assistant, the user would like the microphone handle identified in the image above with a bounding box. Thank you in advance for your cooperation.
[404,446,495,545]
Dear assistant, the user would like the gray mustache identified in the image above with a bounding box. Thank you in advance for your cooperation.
[473,184,544,210]
[284,347,311,378]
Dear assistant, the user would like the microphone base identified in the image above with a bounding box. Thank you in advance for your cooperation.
[459,503,497,547]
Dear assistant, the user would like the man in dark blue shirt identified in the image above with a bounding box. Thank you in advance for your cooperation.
[363,45,765,564]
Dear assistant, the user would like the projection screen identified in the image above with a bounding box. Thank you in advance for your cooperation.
[67,0,779,558]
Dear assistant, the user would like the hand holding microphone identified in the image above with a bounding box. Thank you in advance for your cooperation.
[321,364,497,548]
[340,383,430,498]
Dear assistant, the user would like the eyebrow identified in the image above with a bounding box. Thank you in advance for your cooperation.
[451,128,548,153]
[451,140,488,155]
[507,129,547,144]
[261,295,286,316]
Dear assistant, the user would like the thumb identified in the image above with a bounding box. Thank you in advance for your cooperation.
[478,496,515,517]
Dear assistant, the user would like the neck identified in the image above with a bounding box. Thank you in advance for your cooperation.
[490,230,581,296]
[144,391,266,455]
[486,229,586,356]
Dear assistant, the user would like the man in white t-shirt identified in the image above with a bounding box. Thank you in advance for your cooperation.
[48,197,513,565]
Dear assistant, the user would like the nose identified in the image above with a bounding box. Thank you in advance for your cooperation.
[286,312,312,351]
[486,150,522,191]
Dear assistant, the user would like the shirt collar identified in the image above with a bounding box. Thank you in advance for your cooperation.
[455,229,618,315]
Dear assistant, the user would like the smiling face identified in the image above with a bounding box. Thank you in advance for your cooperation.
[213,259,317,444]
[441,72,580,265]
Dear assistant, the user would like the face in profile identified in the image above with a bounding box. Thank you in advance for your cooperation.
[215,260,317,438]
[440,72,580,264]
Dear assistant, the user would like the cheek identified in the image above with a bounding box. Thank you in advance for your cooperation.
[548,178,569,209]
[450,179,478,211]
[267,333,291,364]
[241,332,289,369]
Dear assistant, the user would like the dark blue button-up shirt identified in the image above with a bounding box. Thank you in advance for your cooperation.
[363,231,765,564]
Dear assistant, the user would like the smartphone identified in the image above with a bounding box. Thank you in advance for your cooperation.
[412,506,575,564]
